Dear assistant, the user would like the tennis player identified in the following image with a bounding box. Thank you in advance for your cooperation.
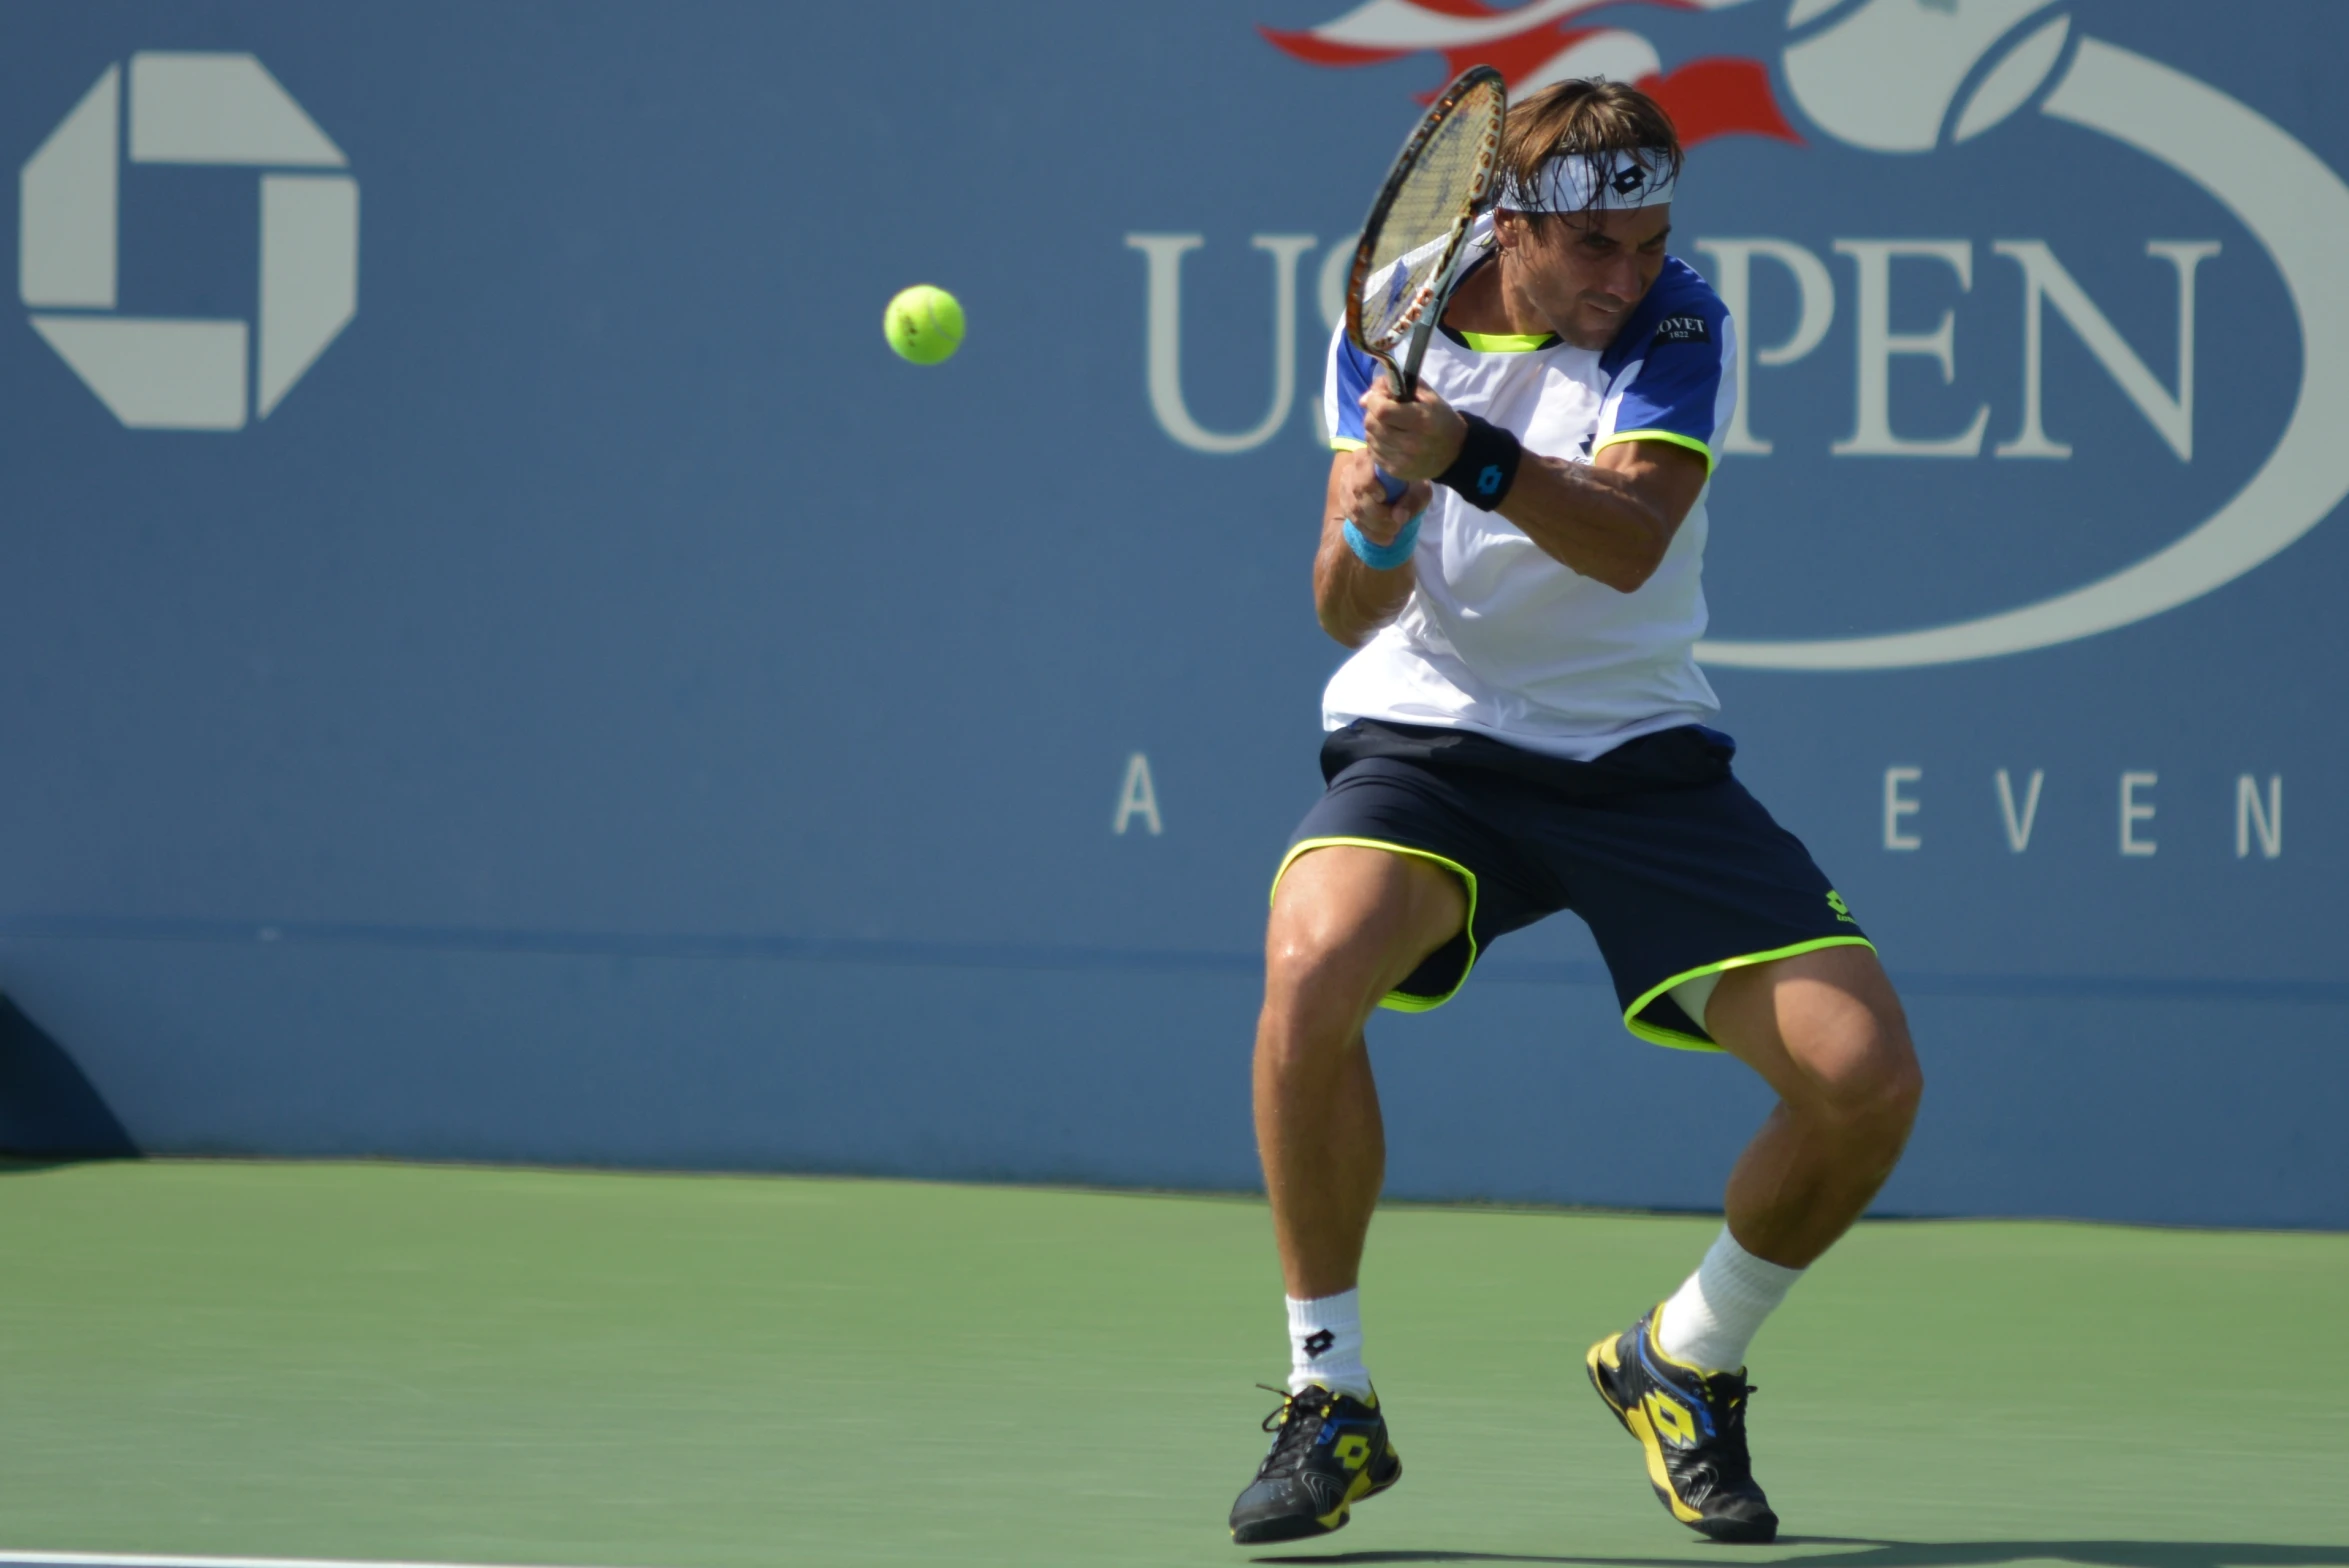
[1228,80,1923,1546]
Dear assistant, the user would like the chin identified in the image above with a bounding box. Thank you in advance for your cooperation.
[1562,314,1619,351]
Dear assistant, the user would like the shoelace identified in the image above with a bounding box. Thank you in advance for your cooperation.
[1251,1383,1331,1479]
[1693,1373,1759,1482]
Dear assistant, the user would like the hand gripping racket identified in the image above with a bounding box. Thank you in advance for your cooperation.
[1343,65,1508,503]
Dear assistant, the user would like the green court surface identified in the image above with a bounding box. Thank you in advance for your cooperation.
[1,1161,2344,1568]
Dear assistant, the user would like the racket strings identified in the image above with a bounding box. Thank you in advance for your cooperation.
[1356,92,1504,354]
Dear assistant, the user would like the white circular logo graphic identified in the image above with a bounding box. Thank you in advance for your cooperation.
[1696,0,2349,669]
[18,51,359,432]
[1270,0,2349,667]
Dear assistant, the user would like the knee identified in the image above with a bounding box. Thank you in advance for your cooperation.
[1862,1040,1925,1136]
[1262,922,1379,1024]
[1258,846,1464,1057]
[1258,920,1396,1061]
[1801,1010,1923,1143]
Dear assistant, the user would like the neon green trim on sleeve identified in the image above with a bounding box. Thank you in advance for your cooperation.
[1270,836,1479,1012]
[1456,329,1559,353]
[1621,935,1879,1052]
[1593,427,1717,475]
[1329,436,1367,452]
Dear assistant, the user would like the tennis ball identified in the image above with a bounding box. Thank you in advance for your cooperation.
[883,284,965,365]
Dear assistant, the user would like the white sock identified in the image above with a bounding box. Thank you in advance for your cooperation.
[1654,1227,1804,1373]
[1287,1289,1371,1398]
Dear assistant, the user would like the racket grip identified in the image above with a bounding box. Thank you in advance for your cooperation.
[1373,465,1409,504]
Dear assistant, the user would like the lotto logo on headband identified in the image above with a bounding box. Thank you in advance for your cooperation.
[1498,148,1677,214]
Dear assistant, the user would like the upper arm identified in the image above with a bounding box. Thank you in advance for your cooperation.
[1591,437,1708,533]
[1589,291,1734,534]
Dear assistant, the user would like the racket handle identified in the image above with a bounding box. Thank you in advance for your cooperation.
[1370,355,1416,501]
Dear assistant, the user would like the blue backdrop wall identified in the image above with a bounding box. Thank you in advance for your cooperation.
[0,1,2342,1227]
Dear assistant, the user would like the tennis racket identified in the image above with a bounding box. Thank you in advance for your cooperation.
[1343,65,1507,502]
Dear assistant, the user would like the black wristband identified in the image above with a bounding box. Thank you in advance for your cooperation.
[1433,414,1522,510]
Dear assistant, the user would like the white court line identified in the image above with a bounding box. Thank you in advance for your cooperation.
[0,1554,618,1568]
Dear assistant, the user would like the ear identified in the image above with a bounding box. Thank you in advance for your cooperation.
[1492,208,1524,249]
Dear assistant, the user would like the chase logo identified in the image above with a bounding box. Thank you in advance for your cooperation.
[1260,1,2349,671]
[18,53,358,431]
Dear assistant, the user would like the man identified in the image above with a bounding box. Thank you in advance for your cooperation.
[1226,80,1923,1548]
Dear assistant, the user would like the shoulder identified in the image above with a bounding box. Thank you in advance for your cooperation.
[1322,324,1378,450]
[1329,327,1377,386]
[1600,257,1729,376]
[1325,326,1379,406]
[1640,256,1729,336]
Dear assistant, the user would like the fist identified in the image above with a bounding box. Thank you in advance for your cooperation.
[1361,373,1467,483]
[1338,448,1431,547]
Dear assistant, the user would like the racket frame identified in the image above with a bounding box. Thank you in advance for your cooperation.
[1343,64,1507,404]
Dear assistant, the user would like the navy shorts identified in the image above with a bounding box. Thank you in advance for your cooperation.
[1277,720,1873,1051]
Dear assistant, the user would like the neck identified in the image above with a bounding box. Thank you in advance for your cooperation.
[1444,249,1558,340]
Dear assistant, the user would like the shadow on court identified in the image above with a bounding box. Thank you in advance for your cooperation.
[1257,1540,2349,1568]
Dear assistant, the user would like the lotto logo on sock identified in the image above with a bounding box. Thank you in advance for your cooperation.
[1303,1328,1336,1359]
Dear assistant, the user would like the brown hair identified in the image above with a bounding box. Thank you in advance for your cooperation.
[1495,79,1682,215]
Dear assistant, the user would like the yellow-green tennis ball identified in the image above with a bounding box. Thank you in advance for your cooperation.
[884,284,964,364]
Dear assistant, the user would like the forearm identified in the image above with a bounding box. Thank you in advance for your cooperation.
[1493,454,1677,592]
[1314,519,1415,647]
[1360,376,1703,595]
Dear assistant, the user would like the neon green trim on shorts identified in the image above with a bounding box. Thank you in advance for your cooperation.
[1592,427,1717,475]
[1622,935,1879,1052]
[1329,436,1367,452]
[1270,836,1479,1013]
[1456,329,1558,353]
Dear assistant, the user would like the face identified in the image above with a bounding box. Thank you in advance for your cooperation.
[1499,204,1672,350]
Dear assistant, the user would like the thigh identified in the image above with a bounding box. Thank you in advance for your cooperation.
[1279,755,1562,1012]
[1267,844,1468,1021]
[1703,942,1919,1116]
[1549,774,1875,1049]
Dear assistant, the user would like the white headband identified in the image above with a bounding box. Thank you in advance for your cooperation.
[1497,147,1677,213]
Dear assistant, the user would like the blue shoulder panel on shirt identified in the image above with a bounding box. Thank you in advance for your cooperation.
[1596,257,1730,462]
[1327,328,1376,448]
[1597,257,1727,379]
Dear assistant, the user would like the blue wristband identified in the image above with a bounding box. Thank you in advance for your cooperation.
[1343,514,1420,570]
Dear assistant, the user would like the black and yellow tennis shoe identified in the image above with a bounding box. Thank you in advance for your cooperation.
[1586,1309,1778,1544]
[1227,1384,1402,1544]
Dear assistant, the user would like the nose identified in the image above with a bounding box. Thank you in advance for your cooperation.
[1601,253,1645,303]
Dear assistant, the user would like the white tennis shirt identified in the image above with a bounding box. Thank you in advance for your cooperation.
[1322,233,1739,761]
